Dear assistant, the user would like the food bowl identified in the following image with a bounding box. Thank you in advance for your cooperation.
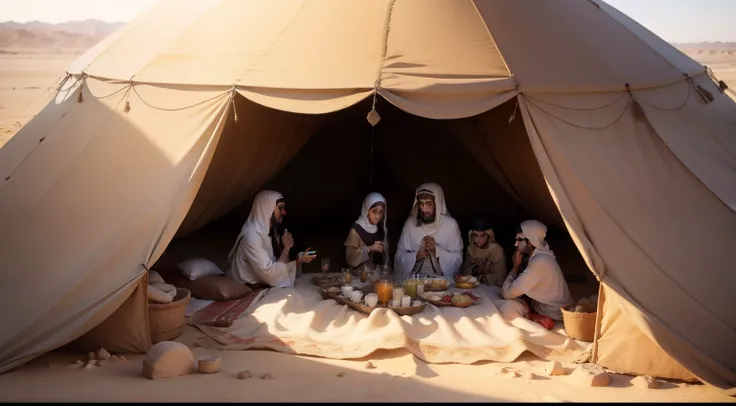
[454,275,479,289]
[198,355,222,374]
[423,277,451,291]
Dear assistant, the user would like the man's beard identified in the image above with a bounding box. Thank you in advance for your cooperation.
[416,211,436,226]
[270,214,285,234]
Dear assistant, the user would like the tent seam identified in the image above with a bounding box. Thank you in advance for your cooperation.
[469,0,514,79]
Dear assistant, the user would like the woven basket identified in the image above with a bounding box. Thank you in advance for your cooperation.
[560,305,597,342]
[149,288,191,344]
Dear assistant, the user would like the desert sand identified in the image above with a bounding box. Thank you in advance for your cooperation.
[0,325,734,403]
[0,27,735,402]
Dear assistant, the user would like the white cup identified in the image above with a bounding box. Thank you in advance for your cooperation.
[393,287,404,302]
[401,295,411,307]
[350,290,363,303]
[416,283,424,296]
[412,300,422,307]
[391,299,400,307]
[341,285,354,297]
[365,293,378,307]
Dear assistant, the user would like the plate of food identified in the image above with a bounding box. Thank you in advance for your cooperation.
[454,275,480,289]
[421,291,481,308]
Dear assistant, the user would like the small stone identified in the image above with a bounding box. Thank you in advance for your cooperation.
[523,371,539,380]
[237,370,252,380]
[261,373,275,380]
[364,362,376,370]
[87,360,98,366]
[98,360,110,367]
[75,360,85,366]
[83,364,97,370]
[45,361,53,368]
[111,355,120,362]
[569,363,610,387]
[499,369,521,378]
[574,305,586,313]
[142,341,194,380]
[544,361,566,376]
[88,352,96,361]
[120,356,130,362]
[97,348,111,360]
[337,372,346,378]
[631,375,659,389]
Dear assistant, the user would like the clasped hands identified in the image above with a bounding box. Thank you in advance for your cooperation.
[416,236,437,260]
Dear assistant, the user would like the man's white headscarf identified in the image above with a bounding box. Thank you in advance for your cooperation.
[227,190,283,261]
[409,183,450,233]
[355,192,387,234]
[519,219,550,251]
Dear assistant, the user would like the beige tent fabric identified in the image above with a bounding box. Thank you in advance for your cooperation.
[453,101,564,229]
[69,274,152,354]
[195,275,585,364]
[0,78,232,372]
[590,0,704,77]
[177,96,326,236]
[519,90,736,392]
[635,76,736,210]
[594,284,697,382]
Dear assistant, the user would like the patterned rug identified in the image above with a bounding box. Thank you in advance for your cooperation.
[188,289,265,328]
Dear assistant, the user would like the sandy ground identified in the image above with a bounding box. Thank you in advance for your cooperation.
[0,325,733,403]
[0,48,735,402]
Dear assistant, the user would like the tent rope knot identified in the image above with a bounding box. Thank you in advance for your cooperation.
[76,74,87,104]
[684,73,714,104]
[704,66,729,94]
[366,85,381,127]
[229,87,239,123]
[625,83,647,123]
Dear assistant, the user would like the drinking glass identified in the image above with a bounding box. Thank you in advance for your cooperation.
[321,258,330,275]
[341,268,352,285]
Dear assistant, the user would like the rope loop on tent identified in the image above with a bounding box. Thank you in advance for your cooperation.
[522,92,628,111]
[130,85,230,112]
[629,78,692,112]
[520,93,631,130]
[508,96,519,123]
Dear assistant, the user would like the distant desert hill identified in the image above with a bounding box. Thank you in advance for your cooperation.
[0,19,123,51]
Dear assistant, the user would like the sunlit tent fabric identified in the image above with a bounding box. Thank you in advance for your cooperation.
[0,0,734,394]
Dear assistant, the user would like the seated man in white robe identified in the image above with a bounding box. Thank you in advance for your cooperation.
[394,183,464,280]
[498,219,573,322]
[225,190,316,288]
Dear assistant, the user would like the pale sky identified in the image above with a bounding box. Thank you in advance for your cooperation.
[0,0,734,43]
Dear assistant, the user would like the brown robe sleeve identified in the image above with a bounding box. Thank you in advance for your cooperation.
[488,243,508,287]
[461,250,478,276]
[344,228,369,268]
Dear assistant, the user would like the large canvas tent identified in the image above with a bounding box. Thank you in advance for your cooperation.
[0,0,734,394]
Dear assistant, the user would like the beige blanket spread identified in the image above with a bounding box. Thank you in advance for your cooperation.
[194,275,584,364]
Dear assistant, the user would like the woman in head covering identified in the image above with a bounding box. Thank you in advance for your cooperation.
[225,190,316,288]
[344,193,389,271]
[460,218,507,287]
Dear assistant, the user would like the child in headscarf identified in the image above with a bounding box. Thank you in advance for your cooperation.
[345,193,389,271]
[460,218,507,287]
